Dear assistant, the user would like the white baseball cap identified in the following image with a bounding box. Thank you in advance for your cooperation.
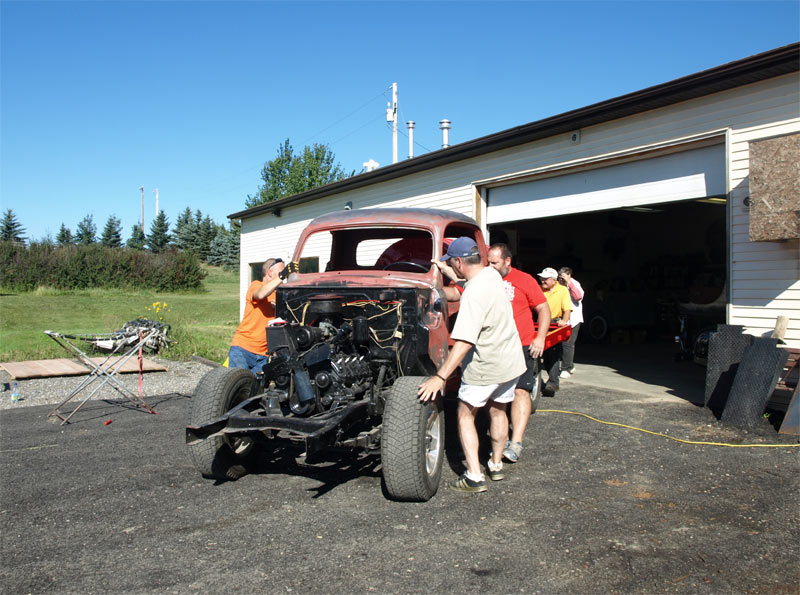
[537,267,558,279]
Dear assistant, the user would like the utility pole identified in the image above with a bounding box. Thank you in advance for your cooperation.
[386,82,398,164]
[140,186,145,234]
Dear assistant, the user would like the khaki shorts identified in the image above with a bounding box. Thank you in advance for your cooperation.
[457,378,518,408]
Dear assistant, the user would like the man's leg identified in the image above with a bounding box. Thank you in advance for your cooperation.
[456,400,482,477]
[543,345,561,395]
[509,346,535,446]
[561,323,580,374]
[509,388,531,444]
[228,346,252,371]
[487,401,509,466]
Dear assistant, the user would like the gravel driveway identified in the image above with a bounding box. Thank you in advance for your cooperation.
[0,357,209,411]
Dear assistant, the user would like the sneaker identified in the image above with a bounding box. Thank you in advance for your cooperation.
[560,370,572,379]
[487,462,505,481]
[449,473,487,493]
[543,381,560,397]
[502,440,523,463]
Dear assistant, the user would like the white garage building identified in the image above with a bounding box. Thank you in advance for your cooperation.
[230,43,799,349]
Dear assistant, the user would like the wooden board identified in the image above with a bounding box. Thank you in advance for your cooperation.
[0,357,168,379]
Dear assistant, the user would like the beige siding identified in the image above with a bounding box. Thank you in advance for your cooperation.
[728,105,800,344]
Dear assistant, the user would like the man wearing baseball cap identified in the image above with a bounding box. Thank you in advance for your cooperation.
[419,237,526,493]
[538,267,572,396]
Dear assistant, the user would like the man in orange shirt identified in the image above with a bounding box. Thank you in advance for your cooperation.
[228,257,286,374]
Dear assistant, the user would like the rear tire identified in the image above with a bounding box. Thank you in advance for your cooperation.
[188,366,257,480]
[381,376,444,502]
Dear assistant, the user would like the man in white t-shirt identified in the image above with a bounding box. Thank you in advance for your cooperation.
[419,237,526,493]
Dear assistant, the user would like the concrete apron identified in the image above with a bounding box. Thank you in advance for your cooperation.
[561,342,706,405]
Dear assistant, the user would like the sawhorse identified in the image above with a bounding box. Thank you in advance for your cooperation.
[45,330,158,425]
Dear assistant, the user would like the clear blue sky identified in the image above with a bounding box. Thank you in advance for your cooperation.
[1,0,798,242]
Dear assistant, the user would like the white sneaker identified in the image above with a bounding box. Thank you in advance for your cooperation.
[559,370,571,379]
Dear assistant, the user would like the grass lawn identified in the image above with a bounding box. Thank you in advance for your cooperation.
[0,265,240,364]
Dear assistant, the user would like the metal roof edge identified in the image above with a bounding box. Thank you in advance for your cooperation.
[230,42,800,221]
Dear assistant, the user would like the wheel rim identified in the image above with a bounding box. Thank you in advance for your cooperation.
[424,406,442,475]
[224,384,255,456]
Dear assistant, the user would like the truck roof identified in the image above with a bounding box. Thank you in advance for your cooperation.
[305,208,479,230]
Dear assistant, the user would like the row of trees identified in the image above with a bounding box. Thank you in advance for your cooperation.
[2,207,239,271]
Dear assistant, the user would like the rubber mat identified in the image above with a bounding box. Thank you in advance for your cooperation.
[721,338,789,430]
[704,325,752,415]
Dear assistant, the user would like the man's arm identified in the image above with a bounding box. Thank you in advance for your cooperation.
[252,262,286,301]
[417,340,473,402]
[557,288,572,326]
[568,279,583,302]
[433,259,463,302]
[529,301,551,357]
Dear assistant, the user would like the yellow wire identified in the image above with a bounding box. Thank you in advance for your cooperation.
[537,409,800,448]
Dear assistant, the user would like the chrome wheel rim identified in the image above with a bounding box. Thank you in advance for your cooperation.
[424,406,442,475]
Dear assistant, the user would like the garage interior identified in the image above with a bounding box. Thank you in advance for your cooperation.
[488,197,727,397]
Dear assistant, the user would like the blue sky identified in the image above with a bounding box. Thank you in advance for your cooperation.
[1,0,798,242]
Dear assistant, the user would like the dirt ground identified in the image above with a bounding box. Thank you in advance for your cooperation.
[1,372,797,594]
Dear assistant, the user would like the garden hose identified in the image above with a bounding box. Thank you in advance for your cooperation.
[537,409,800,448]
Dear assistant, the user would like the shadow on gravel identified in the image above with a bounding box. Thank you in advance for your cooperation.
[207,442,382,498]
[46,393,191,426]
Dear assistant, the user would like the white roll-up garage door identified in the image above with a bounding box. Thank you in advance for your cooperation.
[487,144,726,224]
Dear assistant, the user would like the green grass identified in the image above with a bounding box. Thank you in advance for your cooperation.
[0,265,240,364]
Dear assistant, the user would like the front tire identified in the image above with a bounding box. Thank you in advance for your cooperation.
[188,366,257,480]
[381,376,445,502]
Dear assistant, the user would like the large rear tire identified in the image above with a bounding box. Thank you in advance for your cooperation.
[188,366,257,480]
[381,376,444,502]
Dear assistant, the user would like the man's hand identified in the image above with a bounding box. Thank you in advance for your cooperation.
[279,261,300,280]
[418,376,445,402]
[432,259,459,283]
[557,319,569,327]
[529,335,546,358]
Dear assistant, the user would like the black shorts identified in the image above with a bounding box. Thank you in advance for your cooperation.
[516,346,539,392]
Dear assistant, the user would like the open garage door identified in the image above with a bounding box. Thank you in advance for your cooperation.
[488,198,727,364]
[486,145,728,369]
[487,144,726,224]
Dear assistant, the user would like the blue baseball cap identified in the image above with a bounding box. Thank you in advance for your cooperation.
[440,236,478,261]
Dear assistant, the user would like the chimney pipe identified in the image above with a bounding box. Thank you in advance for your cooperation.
[439,119,451,148]
[406,121,415,158]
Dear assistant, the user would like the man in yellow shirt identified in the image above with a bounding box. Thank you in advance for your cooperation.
[538,267,571,396]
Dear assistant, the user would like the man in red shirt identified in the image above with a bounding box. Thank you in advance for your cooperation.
[487,243,552,463]
[228,258,287,374]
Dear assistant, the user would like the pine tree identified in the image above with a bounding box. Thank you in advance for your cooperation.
[100,215,123,248]
[126,222,146,250]
[56,223,73,245]
[0,209,27,243]
[195,215,217,261]
[75,214,97,245]
[208,223,240,270]
[146,210,171,253]
[173,207,196,252]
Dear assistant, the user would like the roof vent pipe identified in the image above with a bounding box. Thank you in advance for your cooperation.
[439,119,451,148]
[406,121,415,159]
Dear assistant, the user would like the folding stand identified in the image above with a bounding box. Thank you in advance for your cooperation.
[45,329,158,424]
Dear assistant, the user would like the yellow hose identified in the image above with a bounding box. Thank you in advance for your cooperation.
[537,409,800,448]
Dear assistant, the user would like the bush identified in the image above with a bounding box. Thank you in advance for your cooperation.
[0,241,206,291]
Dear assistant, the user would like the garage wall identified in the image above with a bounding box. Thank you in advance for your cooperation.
[728,119,800,344]
[239,73,800,341]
